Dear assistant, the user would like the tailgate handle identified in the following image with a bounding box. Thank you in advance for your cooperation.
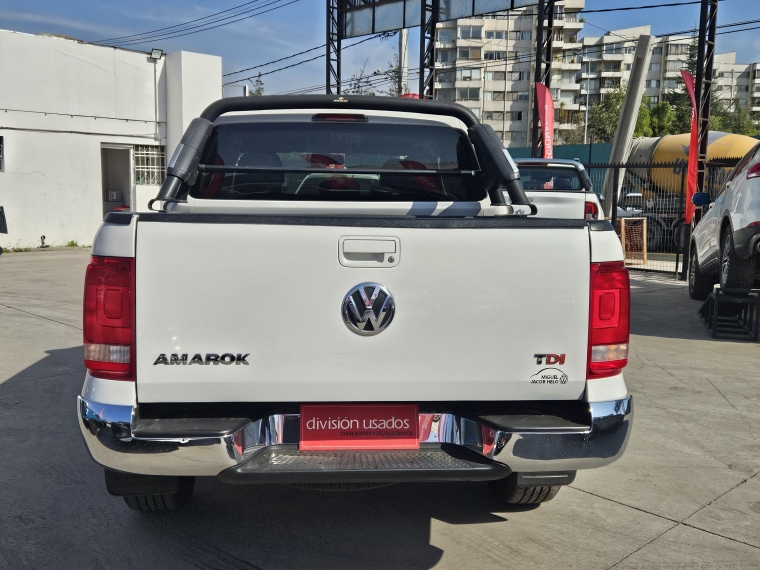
[343,240,396,254]
[339,237,400,268]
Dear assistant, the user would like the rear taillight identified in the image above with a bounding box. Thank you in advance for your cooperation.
[585,201,599,220]
[588,261,630,379]
[83,256,135,381]
[747,163,760,179]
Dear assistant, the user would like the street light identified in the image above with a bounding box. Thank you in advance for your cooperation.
[578,53,602,145]
[149,49,163,60]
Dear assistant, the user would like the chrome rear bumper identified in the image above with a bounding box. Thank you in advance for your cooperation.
[78,396,632,478]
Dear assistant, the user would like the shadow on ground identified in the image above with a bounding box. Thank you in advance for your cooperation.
[0,347,536,570]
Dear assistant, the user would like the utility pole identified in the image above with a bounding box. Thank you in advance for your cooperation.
[601,34,655,221]
[398,28,408,95]
[531,0,556,158]
[694,0,719,194]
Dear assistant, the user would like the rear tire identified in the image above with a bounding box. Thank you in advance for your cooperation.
[720,231,755,293]
[489,474,561,505]
[689,247,714,300]
[104,469,194,512]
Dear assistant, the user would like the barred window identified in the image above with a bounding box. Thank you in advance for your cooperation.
[134,145,166,185]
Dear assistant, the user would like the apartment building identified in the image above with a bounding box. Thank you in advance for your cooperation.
[432,0,585,147]
[580,26,758,111]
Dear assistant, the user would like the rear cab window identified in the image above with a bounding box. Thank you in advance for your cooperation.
[519,166,583,191]
[189,115,485,202]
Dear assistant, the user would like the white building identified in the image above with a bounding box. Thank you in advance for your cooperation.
[433,0,586,147]
[580,26,758,110]
[0,30,222,248]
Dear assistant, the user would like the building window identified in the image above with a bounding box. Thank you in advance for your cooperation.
[648,96,659,105]
[484,51,507,61]
[468,107,481,119]
[714,85,723,91]
[0,136,4,172]
[520,8,534,19]
[134,146,166,186]
[458,26,482,39]
[508,50,530,62]
[649,63,661,72]
[457,87,481,101]
[509,31,532,41]
[645,80,660,88]
[739,71,750,78]
[458,47,481,60]
[604,43,623,55]
[739,99,747,106]
[486,31,506,40]
[507,131,527,141]
[553,30,563,42]
[436,70,454,83]
[666,60,687,71]
[603,62,620,71]
[561,71,576,84]
[485,91,505,101]
[624,47,635,55]
[456,67,482,81]
[508,71,530,81]
[738,85,749,92]
[510,111,524,121]
[484,111,504,121]
[435,89,455,102]
[625,64,632,71]
[668,44,689,55]
[436,50,455,63]
[516,91,529,101]
[653,46,663,55]
[714,71,725,78]
[485,71,506,81]
[437,29,454,42]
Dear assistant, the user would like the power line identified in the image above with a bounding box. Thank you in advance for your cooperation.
[223,44,325,77]
[224,32,394,85]
[581,0,726,14]
[95,0,268,43]
[102,0,298,47]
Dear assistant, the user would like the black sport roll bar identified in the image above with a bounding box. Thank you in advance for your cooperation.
[155,95,532,212]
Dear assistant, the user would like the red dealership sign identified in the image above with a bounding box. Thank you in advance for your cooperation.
[300,404,419,450]
[535,83,554,159]
[681,70,699,223]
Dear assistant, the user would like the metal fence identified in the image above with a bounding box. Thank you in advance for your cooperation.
[584,158,742,278]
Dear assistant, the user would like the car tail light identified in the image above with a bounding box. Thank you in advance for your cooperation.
[585,201,599,220]
[747,163,760,179]
[588,261,629,379]
[83,256,135,381]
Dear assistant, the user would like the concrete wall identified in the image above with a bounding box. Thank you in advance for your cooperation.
[0,30,221,248]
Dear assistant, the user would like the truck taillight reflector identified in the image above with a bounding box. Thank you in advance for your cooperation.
[585,201,599,220]
[588,261,629,379]
[83,256,135,381]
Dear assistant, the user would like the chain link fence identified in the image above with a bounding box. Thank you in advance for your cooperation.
[584,158,743,278]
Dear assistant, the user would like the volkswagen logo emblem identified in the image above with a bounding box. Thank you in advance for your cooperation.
[342,283,395,336]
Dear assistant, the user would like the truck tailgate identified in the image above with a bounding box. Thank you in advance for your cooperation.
[135,217,590,403]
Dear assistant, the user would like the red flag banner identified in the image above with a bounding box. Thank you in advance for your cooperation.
[535,83,554,159]
[680,70,699,223]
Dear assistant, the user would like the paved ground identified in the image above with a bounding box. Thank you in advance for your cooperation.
[0,249,758,570]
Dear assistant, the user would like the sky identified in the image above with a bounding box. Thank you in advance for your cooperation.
[0,0,758,96]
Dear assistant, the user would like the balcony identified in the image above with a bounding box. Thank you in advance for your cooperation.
[601,53,625,61]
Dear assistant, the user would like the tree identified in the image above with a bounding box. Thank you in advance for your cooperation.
[381,49,407,97]
[587,87,652,143]
[558,111,586,145]
[345,59,377,96]
[650,101,675,136]
[248,73,264,96]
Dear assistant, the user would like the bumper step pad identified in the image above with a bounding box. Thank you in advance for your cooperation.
[218,444,510,484]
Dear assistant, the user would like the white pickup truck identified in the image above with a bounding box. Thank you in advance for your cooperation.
[78,96,632,512]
